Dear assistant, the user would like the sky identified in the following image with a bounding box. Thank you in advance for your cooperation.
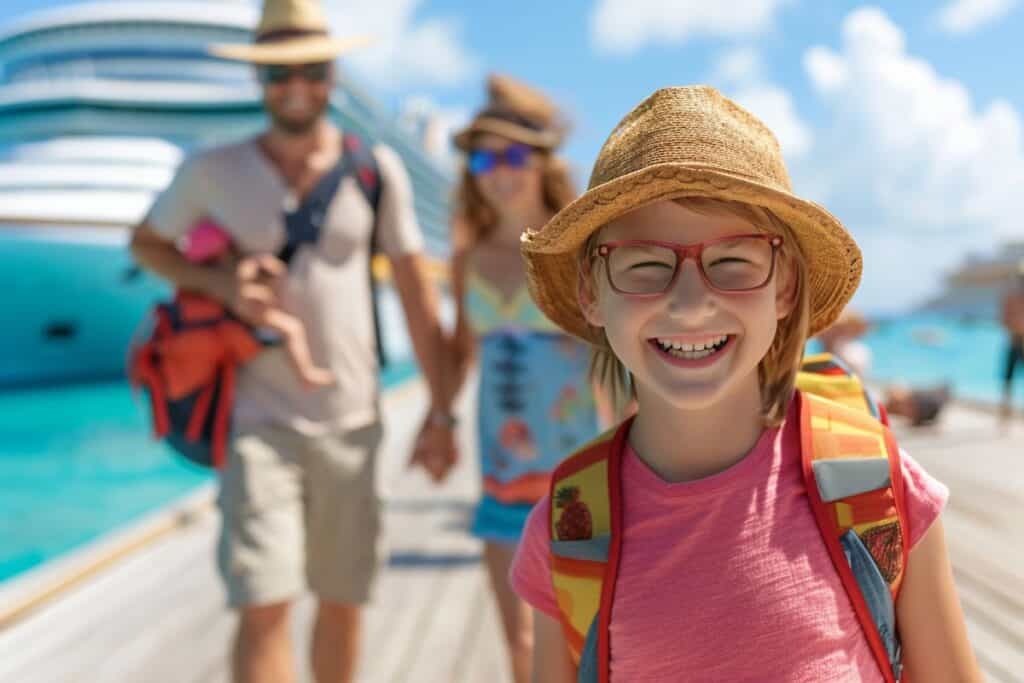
[3,0,1024,314]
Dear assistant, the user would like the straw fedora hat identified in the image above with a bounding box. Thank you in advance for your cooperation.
[453,74,567,151]
[521,85,862,344]
[209,0,372,65]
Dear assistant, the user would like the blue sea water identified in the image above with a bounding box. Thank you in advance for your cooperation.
[0,361,417,583]
[817,313,1016,404]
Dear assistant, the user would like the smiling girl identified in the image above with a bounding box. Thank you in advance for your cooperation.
[510,86,981,682]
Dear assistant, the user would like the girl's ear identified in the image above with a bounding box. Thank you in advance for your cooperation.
[578,266,605,328]
[775,253,799,321]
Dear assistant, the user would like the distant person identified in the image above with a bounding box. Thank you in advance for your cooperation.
[885,383,951,427]
[435,74,601,683]
[510,87,980,681]
[817,308,951,427]
[1000,261,1024,423]
[129,1,455,682]
[816,308,873,377]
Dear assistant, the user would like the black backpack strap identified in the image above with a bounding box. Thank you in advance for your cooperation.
[342,133,382,213]
[274,132,389,368]
[277,142,358,265]
[340,133,389,369]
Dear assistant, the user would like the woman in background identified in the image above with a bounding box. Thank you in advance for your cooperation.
[445,74,600,682]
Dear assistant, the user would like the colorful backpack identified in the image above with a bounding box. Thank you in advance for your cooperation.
[129,132,384,468]
[548,353,909,683]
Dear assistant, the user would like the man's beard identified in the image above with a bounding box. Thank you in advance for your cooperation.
[267,101,328,136]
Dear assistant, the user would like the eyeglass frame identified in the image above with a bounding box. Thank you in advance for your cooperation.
[590,233,784,297]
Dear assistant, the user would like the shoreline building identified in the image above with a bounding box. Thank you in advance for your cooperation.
[920,241,1024,320]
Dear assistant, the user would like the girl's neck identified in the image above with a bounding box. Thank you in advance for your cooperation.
[628,375,768,484]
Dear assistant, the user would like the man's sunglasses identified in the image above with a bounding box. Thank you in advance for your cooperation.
[467,144,533,176]
[259,62,331,85]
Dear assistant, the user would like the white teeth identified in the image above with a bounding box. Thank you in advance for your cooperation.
[655,335,730,359]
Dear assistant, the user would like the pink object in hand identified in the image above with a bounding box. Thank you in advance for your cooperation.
[183,219,232,263]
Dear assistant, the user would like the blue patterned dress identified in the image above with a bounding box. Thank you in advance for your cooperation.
[465,269,599,544]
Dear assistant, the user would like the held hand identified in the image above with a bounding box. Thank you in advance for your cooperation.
[410,416,458,483]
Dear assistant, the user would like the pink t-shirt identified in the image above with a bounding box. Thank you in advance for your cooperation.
[510,400,948,682]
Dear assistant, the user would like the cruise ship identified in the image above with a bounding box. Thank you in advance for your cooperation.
[920,241,1024,319]
[0,1,451,386]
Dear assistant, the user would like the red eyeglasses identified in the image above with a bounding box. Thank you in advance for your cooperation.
[592,234,783,296]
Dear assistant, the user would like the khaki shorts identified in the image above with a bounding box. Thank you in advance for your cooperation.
[217,421,384,608]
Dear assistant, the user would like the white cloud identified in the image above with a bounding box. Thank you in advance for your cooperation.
[713,47,763,83]
[711,48,812,160]
[799,6,1024,311]
[732,85,812,159]
[804,46,847,92]
[324,0,478,89]
[936,0,1019,34]
[590,0,793,55]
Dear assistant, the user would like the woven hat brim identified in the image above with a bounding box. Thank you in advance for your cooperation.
[453,117,561,151]
[208,35,373,65]
[521,163,861,344]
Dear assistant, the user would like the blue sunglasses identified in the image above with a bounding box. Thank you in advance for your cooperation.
[467,144,533,175]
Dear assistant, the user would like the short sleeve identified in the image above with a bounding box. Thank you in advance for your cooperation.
[145,153,209,241]
[372,144,426,257]
[899,449,949,551]
[509,496,561,618]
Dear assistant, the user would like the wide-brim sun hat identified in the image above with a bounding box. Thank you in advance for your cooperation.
[453,74,567,151]
[209,0,372,65]
[520,85,862,345]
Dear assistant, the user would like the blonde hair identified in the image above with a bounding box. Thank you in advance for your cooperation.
[453,146,576,247]
[581,196,810,426]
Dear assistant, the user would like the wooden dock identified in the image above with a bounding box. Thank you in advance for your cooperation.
[890,406,1024,682]
[0,379,1020,682]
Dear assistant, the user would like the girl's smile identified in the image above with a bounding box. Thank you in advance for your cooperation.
[650,334,735,367]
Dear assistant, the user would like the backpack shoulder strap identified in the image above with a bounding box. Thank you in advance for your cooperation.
[796,352,886,423]
[341,132,390,369]
[549,417,632,683]
[800,391,910,683]
[342,132,382,212]
[277,132,382,265]
[277,154,351,266]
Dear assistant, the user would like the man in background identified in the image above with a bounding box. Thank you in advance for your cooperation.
[1000,262,1024,426]
[130,1,456,681]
